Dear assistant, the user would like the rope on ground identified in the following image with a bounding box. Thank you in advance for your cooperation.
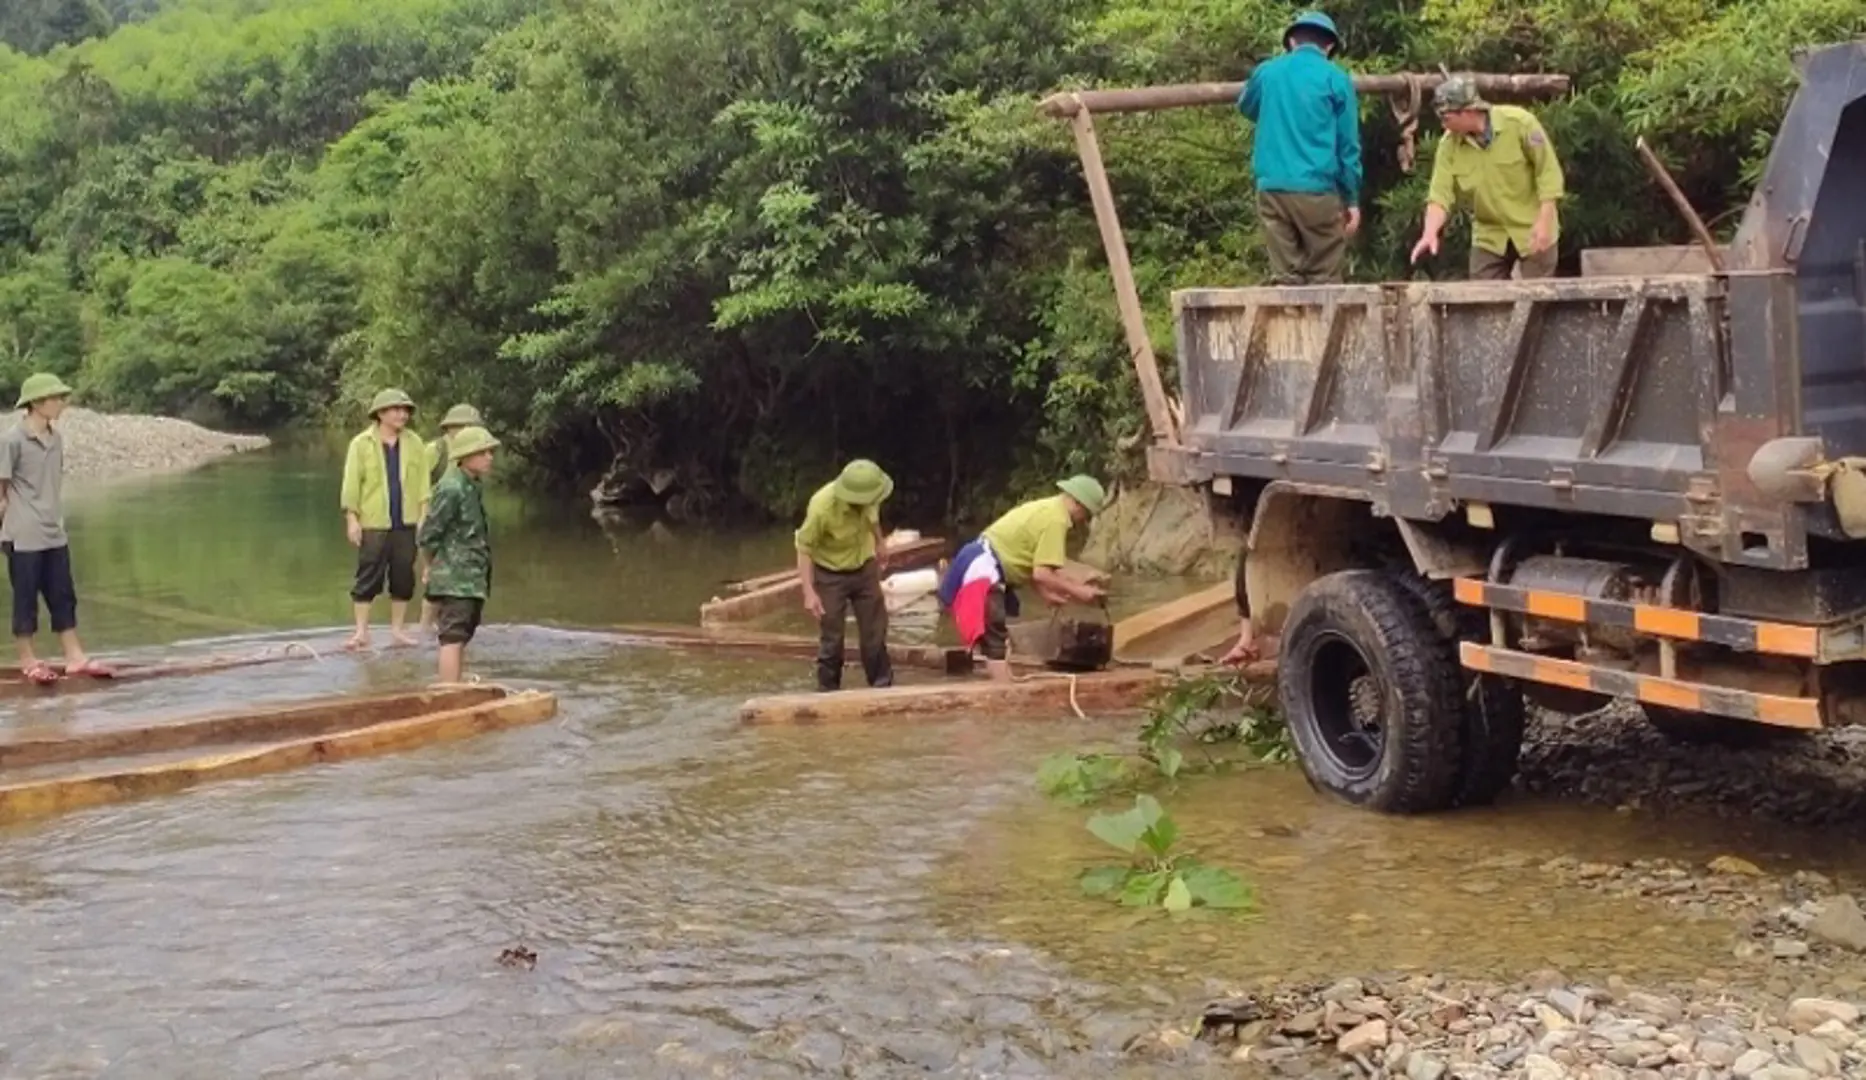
[1008,670,1086,719]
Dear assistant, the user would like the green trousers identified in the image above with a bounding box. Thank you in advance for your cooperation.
[1258,191,1347,285]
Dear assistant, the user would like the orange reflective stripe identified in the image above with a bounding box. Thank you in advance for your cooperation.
[1523,591,1586,621]
[1633,606,1699,640]
[1755,622,1819,658]
[1639,678,1700,712]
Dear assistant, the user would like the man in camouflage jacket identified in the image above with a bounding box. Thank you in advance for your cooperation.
[417,425,498,683]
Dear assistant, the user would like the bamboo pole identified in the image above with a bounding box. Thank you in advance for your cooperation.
[1037,73,1572,118]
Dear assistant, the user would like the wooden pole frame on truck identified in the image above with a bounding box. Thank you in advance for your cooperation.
[1035,71,1572,479]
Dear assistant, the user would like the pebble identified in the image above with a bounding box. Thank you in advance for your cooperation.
[1200,976,1866,1080]
[1807,896,1866,952]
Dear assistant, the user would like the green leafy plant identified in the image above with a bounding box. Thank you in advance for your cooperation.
[1035,750,1133,805]
[1137,671,1291,780]
[1078,794,1253,913]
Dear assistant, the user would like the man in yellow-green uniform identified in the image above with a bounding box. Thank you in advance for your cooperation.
[795,459,894,692]
[939,476,1109,682]
[339,389,431,651]
[1410,76,1565,280]
[428,403,483,482]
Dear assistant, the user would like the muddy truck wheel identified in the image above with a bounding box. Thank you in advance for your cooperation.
[1387,571,1527,806]
[1640,705,1802,749]
[1277,570,1465,813]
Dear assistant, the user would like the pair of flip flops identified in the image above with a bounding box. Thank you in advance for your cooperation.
[22,661,115,686]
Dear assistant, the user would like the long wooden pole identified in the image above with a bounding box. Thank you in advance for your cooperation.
[1070,103,1181,446]
[1038,73,1571,118]
[1633,137,1725,272]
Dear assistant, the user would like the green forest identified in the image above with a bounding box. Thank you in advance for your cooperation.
[1,0,1862,518]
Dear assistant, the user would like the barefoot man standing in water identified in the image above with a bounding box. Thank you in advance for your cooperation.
[340,389,430,651]
[419,425,498,684]
[0,374,112,685]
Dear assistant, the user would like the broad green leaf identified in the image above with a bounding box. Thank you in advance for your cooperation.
[1133,793,1165,829]
[1079,866,1128,898]
[1087,804,1147,855]
[1140,812,1179,860]
[1157,745,1184,780]
[1163,874,1193,913]
[1119,870,1168,908]
[1182,865,1255,911]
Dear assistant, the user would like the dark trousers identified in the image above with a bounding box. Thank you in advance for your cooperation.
[352,527,417,603]
[813,560,893,691]
[1470,241,1557,281]
[6,543,77,637]
[1258,191,1347,284]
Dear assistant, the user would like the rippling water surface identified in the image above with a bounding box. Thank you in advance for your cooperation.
[0,451,1855,1077]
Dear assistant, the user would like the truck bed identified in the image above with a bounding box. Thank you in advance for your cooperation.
[1172,272,1823,571]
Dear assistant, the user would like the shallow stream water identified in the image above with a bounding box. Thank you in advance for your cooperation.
[0,451,1859,1077]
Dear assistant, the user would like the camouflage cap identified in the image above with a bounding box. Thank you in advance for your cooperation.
[1433,75,1489,113]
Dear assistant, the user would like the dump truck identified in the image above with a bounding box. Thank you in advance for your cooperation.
[1047,41,1866,813]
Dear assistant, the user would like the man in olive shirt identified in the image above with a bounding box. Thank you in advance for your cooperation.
[0,373,111,684]
[795,459,894,692]
[939,476,1109,682]
[419,426,499,685]
[1409,76,1565,280]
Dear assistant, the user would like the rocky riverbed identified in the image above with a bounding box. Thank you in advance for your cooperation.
[0,407,269,482]
[1515,703,1866,827]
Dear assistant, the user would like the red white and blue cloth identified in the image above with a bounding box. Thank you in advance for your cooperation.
[937,537,1021,648]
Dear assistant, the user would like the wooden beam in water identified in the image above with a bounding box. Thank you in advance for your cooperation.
[0,644,327,700]
[1111,582,1238,663]
[605,623,1046,672]
[700,537,948,626]
[744,669,1169,725]
[0,686,502,771]
[0,689,559,827]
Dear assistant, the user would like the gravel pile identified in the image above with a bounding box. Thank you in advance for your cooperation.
[1514,703,1866,826]
[1194,974,1866,1079]
[0,407,269,482]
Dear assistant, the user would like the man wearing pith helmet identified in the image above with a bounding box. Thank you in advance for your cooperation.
[1236,10,1362,284]
[939,475,1109,682]
[419,425,499,685]
[796,459,896,692]
[428,403,483,482]
[0,373,112,685]
[339,388,431,651]
[1410,75,1566,280]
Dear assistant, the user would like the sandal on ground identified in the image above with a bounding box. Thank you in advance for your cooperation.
[63,660,117,679]
[22,662,60,686]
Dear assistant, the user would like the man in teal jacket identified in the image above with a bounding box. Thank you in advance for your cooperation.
[1237,11,1363,284]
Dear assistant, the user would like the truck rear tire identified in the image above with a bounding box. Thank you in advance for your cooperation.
[1277,570,1464,813]
[1387,571,1527,807]
[1640,705,1800,748]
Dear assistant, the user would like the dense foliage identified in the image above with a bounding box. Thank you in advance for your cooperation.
[0,0,1861,517]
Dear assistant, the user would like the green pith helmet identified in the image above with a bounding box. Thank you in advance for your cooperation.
[831,459,894,506]
[1433,75,1488,113]
[1056,475,1108,516]
[448,425,501,461]
[14,373,73,410]
[369,388,416,417]
[440,403,483,430]
[1284,10,1340,49]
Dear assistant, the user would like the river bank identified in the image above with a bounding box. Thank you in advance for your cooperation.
[0,407,269,483]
